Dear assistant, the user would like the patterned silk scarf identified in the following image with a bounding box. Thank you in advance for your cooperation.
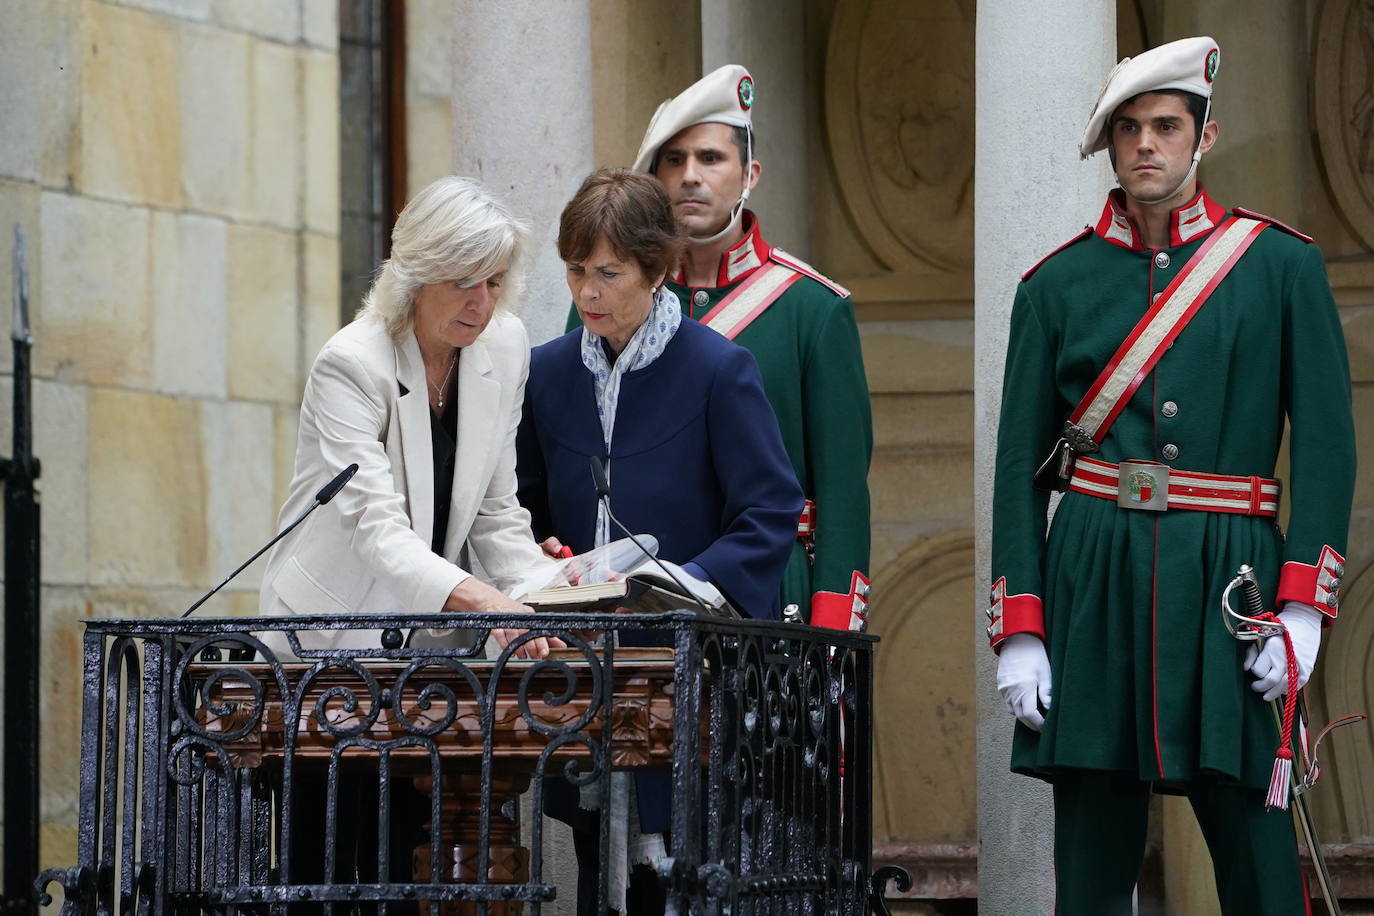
[578,286,682,548]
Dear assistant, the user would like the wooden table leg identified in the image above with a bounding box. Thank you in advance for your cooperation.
[412,772,532,916]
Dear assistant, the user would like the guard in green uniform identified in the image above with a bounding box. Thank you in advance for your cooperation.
[567,65,873,624]
[988,38,1355,915]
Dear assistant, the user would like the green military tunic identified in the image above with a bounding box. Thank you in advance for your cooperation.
[568,212,873,615]
[990,188,1355,791]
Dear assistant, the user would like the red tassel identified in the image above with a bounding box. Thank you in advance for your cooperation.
[1266,747,1292,810]
[1253,612,1300,811]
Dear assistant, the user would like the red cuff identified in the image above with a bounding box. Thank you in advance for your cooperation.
[987,576,1046,651]
[1276,545,1345,623]
[810,571,870,631]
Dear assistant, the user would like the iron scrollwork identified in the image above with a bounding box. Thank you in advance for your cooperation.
[39,610,879,913]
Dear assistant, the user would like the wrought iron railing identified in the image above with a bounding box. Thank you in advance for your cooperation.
[37,611,897,914]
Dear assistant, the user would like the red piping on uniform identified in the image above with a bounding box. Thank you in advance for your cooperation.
[1152,515,1165,779]
[1095,187,1225,250]
[1168,187,1227,247]
[716,212,767,286]
[1149,257,1166,780]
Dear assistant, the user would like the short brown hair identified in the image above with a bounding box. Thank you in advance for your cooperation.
[557,169,683,282]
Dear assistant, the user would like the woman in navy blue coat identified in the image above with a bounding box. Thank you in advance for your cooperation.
[516,170,802,915]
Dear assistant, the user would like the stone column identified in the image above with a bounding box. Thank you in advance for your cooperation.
[699,0,810,258]
[448,8,593,908]
[450,0,595,345]
[973,4,1114,913]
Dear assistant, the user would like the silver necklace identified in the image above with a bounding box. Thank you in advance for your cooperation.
[428,351,457,409]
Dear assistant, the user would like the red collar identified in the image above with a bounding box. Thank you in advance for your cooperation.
[1093,186,1227,250]
[670,211,772,287]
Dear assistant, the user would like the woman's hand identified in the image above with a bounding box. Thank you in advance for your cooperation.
[539,536,567,559]
[444,577,565,659]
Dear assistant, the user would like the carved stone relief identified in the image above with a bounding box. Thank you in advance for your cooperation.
[869,531,977,898]
[1314,0,1374,253]
[825,0,975,272]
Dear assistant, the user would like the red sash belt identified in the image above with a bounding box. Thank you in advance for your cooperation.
[1069,456,1281,517]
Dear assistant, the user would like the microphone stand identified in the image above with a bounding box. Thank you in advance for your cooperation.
[588,457,719,617]
[182,463,358,659]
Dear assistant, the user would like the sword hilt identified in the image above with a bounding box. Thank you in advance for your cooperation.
[1228,567,1360,916]
[1221,565,1284,640]
[1237,565,1267,618]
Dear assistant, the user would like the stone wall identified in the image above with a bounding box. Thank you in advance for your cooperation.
[0,0,340,871]
[405,0,455,199]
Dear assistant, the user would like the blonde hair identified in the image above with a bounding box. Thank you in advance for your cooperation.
[358,177,529,338]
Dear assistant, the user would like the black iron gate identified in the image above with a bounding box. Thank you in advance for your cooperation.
[37,612,898,914]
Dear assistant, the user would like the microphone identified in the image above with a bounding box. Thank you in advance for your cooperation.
[589,455,610,499]
[315,462,358,504]
[181,463,359,619]
[586,456,719,616]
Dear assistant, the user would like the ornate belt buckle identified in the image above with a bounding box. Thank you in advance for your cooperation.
[1117,460,1170,512]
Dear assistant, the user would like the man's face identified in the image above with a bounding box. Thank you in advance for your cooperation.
[654,122,754,237]
[1109,92,1215,203]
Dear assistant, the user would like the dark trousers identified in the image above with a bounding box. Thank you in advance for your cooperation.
[286,769,430,914]
[1053,770,1308,916]
[570,820,667,916]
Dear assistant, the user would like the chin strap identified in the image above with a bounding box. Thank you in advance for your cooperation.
[687,193,748,246]
[688,127,754,246]
[1120,95,1212,207]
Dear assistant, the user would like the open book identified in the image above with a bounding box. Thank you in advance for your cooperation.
[519,559,739,618]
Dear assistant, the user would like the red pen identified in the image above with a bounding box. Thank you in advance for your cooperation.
[555,544,579,584]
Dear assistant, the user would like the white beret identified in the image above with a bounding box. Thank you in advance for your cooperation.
[1079,36,1219,159]
[632,64,755,173]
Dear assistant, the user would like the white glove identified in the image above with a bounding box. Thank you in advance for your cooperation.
[1245,602,1323,703]
[996,633,1052,731]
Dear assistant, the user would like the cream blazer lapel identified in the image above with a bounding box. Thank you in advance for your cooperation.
[394,331,436,548]
[442,337,498,558]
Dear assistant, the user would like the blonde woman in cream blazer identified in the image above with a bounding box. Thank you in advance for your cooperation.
[259,177,558,656]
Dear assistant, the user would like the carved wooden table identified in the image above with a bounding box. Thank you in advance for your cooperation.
[193,649,678,914]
